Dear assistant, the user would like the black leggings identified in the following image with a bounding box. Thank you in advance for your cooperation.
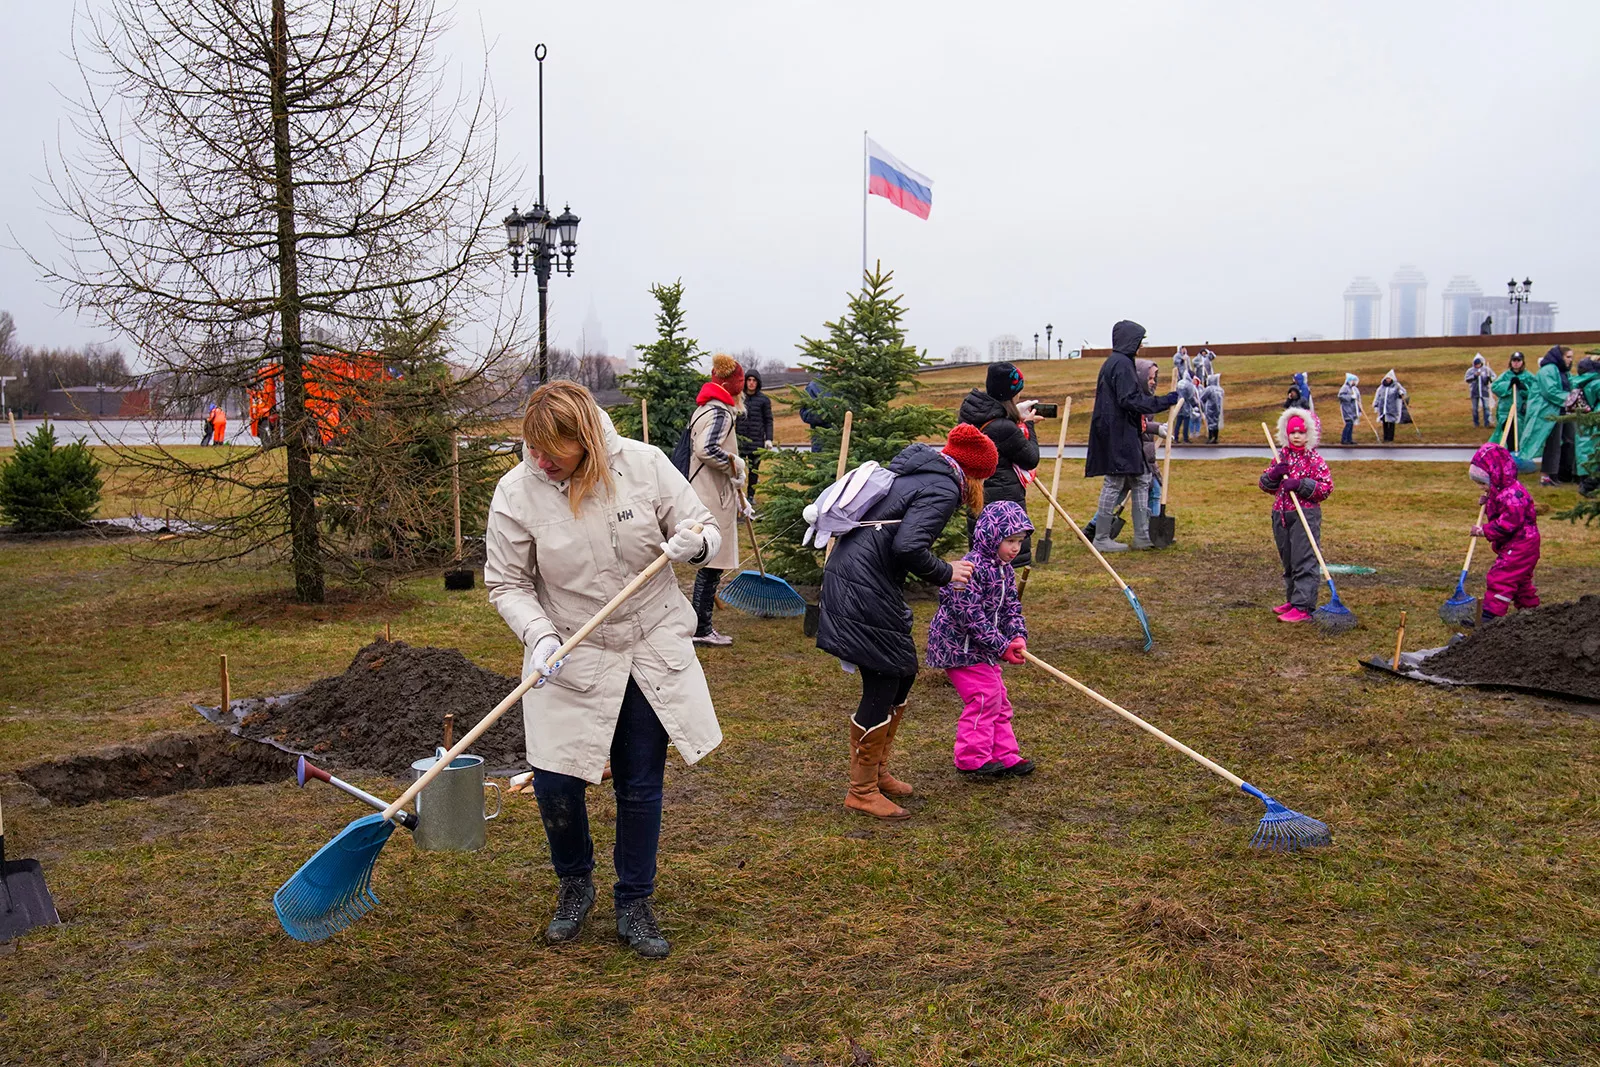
[854,667,916,730]
[691,567,723,636]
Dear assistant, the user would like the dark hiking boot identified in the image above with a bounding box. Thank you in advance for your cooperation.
[1000,758,1035,777]
[958,760,1006,778]
[545,875,595,944]
[616,898,671,959]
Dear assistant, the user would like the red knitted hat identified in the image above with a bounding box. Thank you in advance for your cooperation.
[942,423,999,481]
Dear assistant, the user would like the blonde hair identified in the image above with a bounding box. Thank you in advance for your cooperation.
[522,380,615,515]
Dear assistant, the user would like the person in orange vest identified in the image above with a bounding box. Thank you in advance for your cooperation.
[210,404,227,445]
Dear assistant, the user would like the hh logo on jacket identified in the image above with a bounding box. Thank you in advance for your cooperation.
[616,508,634,522]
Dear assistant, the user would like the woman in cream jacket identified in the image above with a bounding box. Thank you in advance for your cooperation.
[485,381,723,959]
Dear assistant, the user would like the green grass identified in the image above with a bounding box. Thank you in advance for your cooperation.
[1,460,1598,1064]
[773,344,1538,448]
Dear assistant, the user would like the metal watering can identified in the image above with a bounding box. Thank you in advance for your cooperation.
[408,752,501,851]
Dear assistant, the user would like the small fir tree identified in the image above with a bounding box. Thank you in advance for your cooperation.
[758,264,955,583]
[0,424,103,532]
[612,281,706,446]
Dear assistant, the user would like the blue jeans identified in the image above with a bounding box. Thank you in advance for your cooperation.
[1341,420,1354,444]
[1472,395,1490,427]
[531,677,669,906]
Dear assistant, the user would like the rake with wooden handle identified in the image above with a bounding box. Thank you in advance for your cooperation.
[1027,478,1154,652]
[1032,398,1071,564]
[1024,650,1331,851]
[1440,393,1518,626]
[273,529,700,942]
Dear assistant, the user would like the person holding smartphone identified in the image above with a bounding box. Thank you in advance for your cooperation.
[958,362,1044,566]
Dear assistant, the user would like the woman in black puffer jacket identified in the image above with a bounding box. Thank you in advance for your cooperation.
[816,424,998,822]
[958,362,1043,566]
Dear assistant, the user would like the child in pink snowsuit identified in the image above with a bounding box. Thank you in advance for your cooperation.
[924,500,1034,778]
[1258,407,1334,623]
[1469,441,1540,618]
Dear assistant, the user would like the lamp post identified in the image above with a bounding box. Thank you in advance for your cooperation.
[1507,277,1532,335]
[503,44,581,384]
[1057,338,1063,359]
[1033,332,1039,359]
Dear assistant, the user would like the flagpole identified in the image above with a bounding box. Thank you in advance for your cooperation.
[861,129,868,283]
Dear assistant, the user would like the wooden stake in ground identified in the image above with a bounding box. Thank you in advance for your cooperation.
[384,621,391,642]
[1034,397,1071,564]
[451,433,462,561]
[641,398,649,445]
[219,654,230,715]
[823,411,854,564]
[1392,610,1407,670]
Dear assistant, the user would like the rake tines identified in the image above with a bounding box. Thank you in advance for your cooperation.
[1242,783,1333,852]
[273,814,396,942]
[1438,571,1480,627]
[1313,593,1359,634]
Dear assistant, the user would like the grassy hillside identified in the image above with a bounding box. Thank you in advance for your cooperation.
[771,344,1563,447]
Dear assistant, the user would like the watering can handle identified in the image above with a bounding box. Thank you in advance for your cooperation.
[382,528,700,822]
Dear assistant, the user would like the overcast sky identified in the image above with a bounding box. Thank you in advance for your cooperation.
[3,1,1596,368]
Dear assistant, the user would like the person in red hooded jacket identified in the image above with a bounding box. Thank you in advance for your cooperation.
[1468,441,1540,620]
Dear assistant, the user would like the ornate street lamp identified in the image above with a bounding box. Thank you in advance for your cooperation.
[503,44,581,384]
[1045,323,1053,360]
[1507,277,1532,335]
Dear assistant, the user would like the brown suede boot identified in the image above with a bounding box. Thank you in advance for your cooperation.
[876,703,913,798]
[846,718,910,820]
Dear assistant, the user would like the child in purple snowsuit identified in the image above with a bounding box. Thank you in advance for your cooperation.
[1469,441,1540,619]
[925,500,1034,777]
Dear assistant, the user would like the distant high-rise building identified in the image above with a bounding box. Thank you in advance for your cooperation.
[948,345,982,364]
[1469,295,1559,335]
[1389,265,1427,338]
[989,334,1023,362]
[1440,276,1483,336]
[1343,277,1382,340]
[581,300,609,360]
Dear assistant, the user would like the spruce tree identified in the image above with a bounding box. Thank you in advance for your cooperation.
[759,264,954,583]
[612,281,705,446]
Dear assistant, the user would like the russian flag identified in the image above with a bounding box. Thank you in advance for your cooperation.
[866,138,932,220]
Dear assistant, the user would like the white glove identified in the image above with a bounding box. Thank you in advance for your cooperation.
[530,633,563,682]
[732,455,748,486]
[764,439,773,449]
[1016,399,1038,419]
[739,494,757,522]
[660,520,720,564]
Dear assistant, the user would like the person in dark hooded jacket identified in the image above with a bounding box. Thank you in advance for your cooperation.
[734,370,774,503]
[1084,320,1178,552]
[958,361,1043,565]
[816,424,998,821]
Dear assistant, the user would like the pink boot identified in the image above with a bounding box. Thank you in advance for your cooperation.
[1272,602,1294,615]
[1279,607,1312,623]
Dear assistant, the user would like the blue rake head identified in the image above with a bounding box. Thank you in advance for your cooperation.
[1241,783,1332,852]
[1312,580,1358,634]
[717,571,808,619]
[1439,569,1479,625]
[1122,587,1154,652]
[274,813,397,942]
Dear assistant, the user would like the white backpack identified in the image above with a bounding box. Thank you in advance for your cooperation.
[801,461,900,550]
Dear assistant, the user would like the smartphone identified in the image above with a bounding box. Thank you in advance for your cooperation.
[1033,402,1059,419]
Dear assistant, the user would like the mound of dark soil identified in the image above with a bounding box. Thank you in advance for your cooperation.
[17,731,295,806]
[1424,596,1600,700]
[236,639,528,775]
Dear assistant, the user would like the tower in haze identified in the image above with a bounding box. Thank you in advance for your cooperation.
[1389,265,1427,338]
[1343,277,1382,340]
[1440,276,1482,336]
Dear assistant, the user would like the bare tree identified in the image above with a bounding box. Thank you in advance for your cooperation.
[40,0,524,601]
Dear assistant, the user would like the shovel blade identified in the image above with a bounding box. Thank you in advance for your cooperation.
[0,860,61,940]
[1148,511,1175,548]
[1034,531,1052,564]
[802,601,820,638]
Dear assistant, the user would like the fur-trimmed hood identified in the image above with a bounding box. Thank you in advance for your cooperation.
[1275,406,1321,450]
